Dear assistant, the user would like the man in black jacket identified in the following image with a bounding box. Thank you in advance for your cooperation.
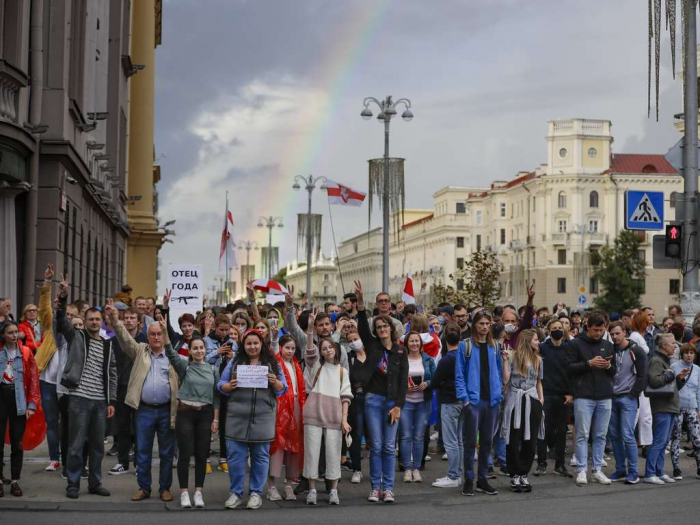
[607,321,648,485]
[567,312,615,486]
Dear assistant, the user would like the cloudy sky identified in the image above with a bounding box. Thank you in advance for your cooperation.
[155,0,683,295]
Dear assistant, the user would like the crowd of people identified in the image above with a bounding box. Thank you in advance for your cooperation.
[0,266,699,507]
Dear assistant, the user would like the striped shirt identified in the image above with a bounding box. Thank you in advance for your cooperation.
[71,337,106,400]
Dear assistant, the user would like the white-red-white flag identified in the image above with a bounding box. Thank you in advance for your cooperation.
[251,279,288,295]
[326,179,366,207]
[218,198,237,272]
[402,274,416,305]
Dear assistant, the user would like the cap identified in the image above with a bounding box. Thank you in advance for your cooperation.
[437,305,454,316]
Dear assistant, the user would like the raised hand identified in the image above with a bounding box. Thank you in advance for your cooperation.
[307,308,318,331]
[163,289,172,309]
[526,283,535,301]
[44,263,55,282]
[246,281,256,300]
[284,285,295,309]
[104,298,119,323]
[203,313,214,334]
[58,273,69,298]
[354,280,364,304]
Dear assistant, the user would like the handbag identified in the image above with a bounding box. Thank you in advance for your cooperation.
[644,378,676,398]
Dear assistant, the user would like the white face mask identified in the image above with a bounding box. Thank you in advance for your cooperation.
[504,323,517,334]
[349,340,363,351]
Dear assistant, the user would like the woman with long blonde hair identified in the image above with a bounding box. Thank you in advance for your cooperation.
[500,328,544,493]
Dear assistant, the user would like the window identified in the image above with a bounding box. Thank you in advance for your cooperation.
[670,279,680,295]
[456,257,464,269]
[557,249,567,265]
[476,210,482,225]
[500,203,506,218]
[532,196,536,211]
[532,252,536,267]
[79,226,84,299]
[323,274,329,281]
[457,237,464,248]
[634,278,646,295]
[323,286,328,295]
[558,192,567,208]
[353,242,358,253]
[63,207,71,297]
[558,220,567,233]
[456,202,466,214]
[559,148,568,159]
[590,277,599,294]
[588,147,598,158]
[588,219,599,233]
[457,279,465,291]
[557,278,566,294]
[500,229,506,245]
[637,250,646,263]
[476,234,482,251]
[86,231,92,300]
[71,210,77,299]
[670,192,676,208]
[589,191,599,208]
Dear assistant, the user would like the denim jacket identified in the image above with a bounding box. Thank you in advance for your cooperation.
[0,343,40,416]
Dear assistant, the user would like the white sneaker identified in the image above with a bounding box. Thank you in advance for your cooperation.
[193,491,205,508]
[570,455,578,467]
[643,476,665,485]
[441,453,448,461]
[246,493,263,509]
[600,459,608,468]
[306,490,317,505]
[659,474,676,483]
[267,486,282,501]
[328,490,339,505]
[351,471,363,484]
[430,431,439,441]
[575,471,587,486]
[591,470,611,485]
[432,476,459,488]
[224,493,242,509]
[412,470,422,483]
[283,486,296,500]
[180,491,192,508]
[45,461,61,471]
[424,455,432,462]
[403,470,413,483]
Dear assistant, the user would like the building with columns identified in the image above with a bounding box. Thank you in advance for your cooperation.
[285,255,341,307]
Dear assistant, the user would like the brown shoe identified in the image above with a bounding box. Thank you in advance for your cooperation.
[131,489,151,501]
[160,491,173,502]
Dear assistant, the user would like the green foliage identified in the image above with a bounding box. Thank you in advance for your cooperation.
[432,250,501,308]
[592,230,646,312]
[271,266,287,287]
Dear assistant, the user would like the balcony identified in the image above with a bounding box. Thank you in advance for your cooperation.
[551,233,569,244]
[587,232,607,244]
[0,60,28,124]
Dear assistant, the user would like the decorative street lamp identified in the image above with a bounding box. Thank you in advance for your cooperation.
[360,95,413,292]
[257,216,283,279]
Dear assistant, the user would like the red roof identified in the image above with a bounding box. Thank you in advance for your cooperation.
[505,172,535,188]
[402,214,434,229]
[610,154,676,174]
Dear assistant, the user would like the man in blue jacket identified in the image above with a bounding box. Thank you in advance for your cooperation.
[455,310,503,497]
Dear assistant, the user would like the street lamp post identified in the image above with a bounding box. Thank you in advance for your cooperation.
[361,95,413,292]
[257,216,284,279]
[293,175,327,307]
[237,240,259,286]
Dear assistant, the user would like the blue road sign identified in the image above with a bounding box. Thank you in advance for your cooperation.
[578,294,587,305]
[625,190,664,231]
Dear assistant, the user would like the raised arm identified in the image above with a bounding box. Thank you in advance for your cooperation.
[304,310,319,368]
[105,299,139,361]
[283,286,306,350]
[55,274,75,343]
[246,282,262,323]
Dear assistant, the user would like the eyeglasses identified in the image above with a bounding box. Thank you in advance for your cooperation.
[376,324,391,330]
[376,299,390,304]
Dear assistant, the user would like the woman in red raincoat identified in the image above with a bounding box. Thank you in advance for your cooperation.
[0,320,41,497]
[267,334,305,501]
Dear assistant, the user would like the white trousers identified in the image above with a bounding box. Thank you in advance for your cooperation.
[303,424,343,481]
[635,394,653,446]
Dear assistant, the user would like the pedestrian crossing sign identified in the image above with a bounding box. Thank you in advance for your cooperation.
[625,190,664,231]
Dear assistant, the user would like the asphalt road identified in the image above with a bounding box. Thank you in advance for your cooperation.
[1,437,698,525]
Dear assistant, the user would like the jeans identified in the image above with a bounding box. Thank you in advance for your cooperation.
[573,398,612,473]
[440,402,464,480]
[493,436,506,464]
[364,393,398,491]
[399,399,430,471]
[608,395,639,475]
[0,385,26,480]
[40,381,61,462]
[463,400,499,482]
[176,405,213,489]
[536,395,569,468]
[644,412,675,478]
[134,404,175,494]
[225,439,270,497]
[66,396,106,491]
[348,392,365,472]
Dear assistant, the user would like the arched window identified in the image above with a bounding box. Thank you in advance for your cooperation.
[558,191,567,208]
[589,190,599,208]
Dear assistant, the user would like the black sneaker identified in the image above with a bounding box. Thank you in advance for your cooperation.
[476,479,498,495]
[10,482,22,497]
[498,464,509,477]
[554,465,573,478]
[61,469,67,480]
[294,476,309,495]
[520,475,532,492]
[673,469,683,480]
[487,466,497,480]
[88,485,111,497]
[534,464,546,477]
[66,488,79,499]
[461,479,474,496]
[696,467,700,479]
[80,469,89,480]
[510,476,522,492]
[107,445,118,457]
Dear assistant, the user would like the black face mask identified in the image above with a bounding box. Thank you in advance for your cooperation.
[550,330,564,341]
[445,332,460,346]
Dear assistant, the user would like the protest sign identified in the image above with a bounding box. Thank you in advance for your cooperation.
[236,365,269,388]
[167,264,203,334]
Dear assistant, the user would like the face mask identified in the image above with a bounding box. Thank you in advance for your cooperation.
[330,312,338,323]
[445,332,460,346]
[550,330,564,341]
[349,340,363,351]
[504,323,517,334]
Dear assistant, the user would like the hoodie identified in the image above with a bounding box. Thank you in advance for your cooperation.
[566,333,616,400]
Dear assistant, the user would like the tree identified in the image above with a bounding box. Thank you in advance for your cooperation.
[271,266,287,287]
[592,230,646,313]
[432,250,501,308]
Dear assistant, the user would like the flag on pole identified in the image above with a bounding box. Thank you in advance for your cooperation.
[326,179,366,207]
[219,197,236,272]
[402,273,416,305]
[251,279,288,295]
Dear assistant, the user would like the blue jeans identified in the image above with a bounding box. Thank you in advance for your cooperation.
[609,396,639,475]
[399,399,430,471]
[462,400,499,482]
[40,381,61,462]
[66,396,106,491]
[645,412,675,478]
[574,398,612,473]
[226,440,270,496]
[134,404,175,494]
[440,402,464,480]
[364,393,398,491]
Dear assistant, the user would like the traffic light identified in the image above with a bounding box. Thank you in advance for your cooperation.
[665,224,682,259]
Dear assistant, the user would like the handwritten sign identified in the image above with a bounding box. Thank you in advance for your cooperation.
[236,365,269,388]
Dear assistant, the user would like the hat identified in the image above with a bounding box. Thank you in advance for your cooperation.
[609,312,621,321]
[114,301,128,311]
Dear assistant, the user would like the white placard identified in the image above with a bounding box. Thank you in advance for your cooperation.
[167,264,203,334]
[265,294,284,305]
[236,365,269,388]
